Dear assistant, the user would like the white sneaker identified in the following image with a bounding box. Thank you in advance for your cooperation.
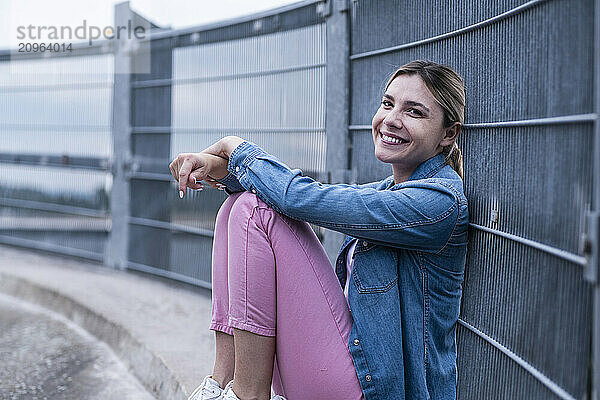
[222,380,287,400]
[187,375,226,400]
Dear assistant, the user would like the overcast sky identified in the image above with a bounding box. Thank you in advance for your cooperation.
[0,0,300,49]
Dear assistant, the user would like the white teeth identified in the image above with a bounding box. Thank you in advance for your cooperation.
[380,132,405,144]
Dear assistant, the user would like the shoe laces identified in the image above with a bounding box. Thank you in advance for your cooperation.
[222,380,287,400]
[188,375,224,400]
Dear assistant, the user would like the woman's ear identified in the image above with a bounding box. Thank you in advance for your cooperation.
[440,122,461,147]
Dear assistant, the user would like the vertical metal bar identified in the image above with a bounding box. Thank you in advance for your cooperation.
[105,1,132,270]
[322,0,351,264]
[593,0,600,398]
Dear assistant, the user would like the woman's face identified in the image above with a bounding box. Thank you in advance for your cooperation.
[371,74,450,177]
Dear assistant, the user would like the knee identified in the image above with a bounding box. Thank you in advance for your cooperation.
[215,191,244,226]
[228,191,261,226]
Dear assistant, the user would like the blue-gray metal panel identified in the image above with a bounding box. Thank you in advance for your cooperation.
[461,123,594,256]
[169,231,214,285]
[0,164,110,212]
[460,229,591,398]
[349,0,593,126]
[457,323,572,399]
[350,0,531,55]
[0,152,110,171]
[0,234,106,262]
[0,231,106,260]
[0,53,113,86]
[0,198,108,218]
[348,0,595,397]
[147,0,325,45]
[0,50,114,261]
[171,25,326,176]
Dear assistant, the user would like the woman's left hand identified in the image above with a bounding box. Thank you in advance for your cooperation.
[169,152,223,198]
[169,136,246,198]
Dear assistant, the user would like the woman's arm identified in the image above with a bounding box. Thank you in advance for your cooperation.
[196,136,247,195]
[198,136,246,160]
[220,139,462,252]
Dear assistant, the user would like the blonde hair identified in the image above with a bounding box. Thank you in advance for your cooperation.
[384,60,466,179]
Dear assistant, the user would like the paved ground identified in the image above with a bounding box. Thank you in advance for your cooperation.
[0,244,217,399]
[0,292,154,400]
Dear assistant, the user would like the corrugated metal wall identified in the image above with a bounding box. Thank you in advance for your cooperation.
[125,2,328,287]
[347,0,595,398]
[0,50,113,260]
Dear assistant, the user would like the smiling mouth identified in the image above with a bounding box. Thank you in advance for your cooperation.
[379,131,409,145]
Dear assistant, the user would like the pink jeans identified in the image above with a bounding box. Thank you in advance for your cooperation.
[209,191,365,400]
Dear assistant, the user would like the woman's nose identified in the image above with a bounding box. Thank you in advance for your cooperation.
[382,110,403,130]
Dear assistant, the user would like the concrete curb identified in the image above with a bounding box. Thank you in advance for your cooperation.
[0,272,187,400]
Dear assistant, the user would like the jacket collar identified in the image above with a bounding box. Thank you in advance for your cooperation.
[386,152,447,188]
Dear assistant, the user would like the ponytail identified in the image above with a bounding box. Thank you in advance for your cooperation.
[443,141,463,180]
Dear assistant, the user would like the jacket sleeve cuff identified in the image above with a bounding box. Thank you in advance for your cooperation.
[215,172,245,195]
[227,140,269,191]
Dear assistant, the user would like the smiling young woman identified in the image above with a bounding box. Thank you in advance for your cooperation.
[373,61,465,184]
[172,60,469,400]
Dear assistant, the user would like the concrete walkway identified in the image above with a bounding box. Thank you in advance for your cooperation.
[0,293,154,400]
[0,244,216,400]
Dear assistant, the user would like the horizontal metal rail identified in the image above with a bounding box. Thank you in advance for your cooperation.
[464,114,597,128]
[0,152,110,171]
[0,123,111,132]
[0,197,109,218]
[0,81,113,92]
[469,223,587,266]
[130,127,171,134]
[132,127,324,134]
[133,62,326,88]
[142,0,324,42]
[458,319,576,400]
[129,216,214,237]
[172,126,324,134]
[350,0,550,60]
[0,216,110,232]
[349,114,597,131]
[126,260,212,290]
[128,172,173,182]
[0,234,105,262]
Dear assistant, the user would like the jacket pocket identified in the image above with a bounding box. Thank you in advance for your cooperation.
[351,242,398,293]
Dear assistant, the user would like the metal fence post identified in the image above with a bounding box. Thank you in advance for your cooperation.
[322,0,351,265]
[592,1,600,398]
[105,1,133,270]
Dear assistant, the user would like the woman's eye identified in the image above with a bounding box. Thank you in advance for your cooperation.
[407,108,423,117]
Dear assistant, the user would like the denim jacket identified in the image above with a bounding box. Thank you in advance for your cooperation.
[216,140,469,400]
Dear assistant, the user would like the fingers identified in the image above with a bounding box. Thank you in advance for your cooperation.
[190,172,226,191]
[207,178,227,191]
[203,179,220,190]
[187,174,204,191]
[170,153,226,198]
[169,159,179,182]
[178,159,195,198]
